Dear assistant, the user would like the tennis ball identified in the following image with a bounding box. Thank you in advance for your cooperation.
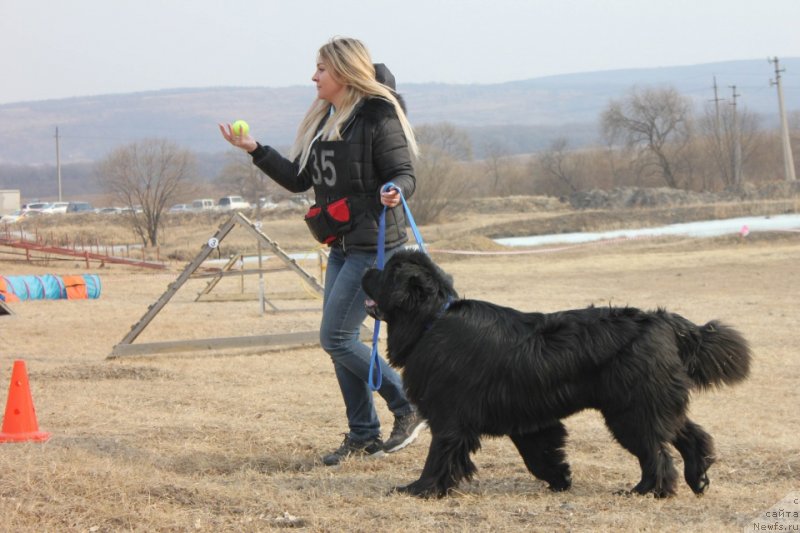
[231,119,250,136]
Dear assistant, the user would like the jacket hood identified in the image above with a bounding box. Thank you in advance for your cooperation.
[373,63,406,113]
[374,63,396,90]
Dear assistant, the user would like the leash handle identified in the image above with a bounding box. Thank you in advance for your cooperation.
[382,182,426,254]
[367,182,425,391]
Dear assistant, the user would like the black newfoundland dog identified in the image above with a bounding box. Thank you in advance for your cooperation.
[362,250,751,499]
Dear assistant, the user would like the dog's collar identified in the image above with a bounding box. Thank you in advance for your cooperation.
[425,296,456,331]
[439,296,456,317]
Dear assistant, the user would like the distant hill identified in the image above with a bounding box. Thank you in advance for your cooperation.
[0,58,797,166]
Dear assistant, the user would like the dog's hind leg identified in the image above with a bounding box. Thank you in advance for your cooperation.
[510,422,572,492]
[604,414,678,498]
[393,432,480,498]
[672,419,716,495]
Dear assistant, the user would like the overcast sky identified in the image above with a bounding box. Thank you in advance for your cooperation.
[2,0,799,105]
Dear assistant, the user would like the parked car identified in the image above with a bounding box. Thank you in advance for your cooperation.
[258,197,279,210]
[41,202,69,214]
[191,198,215,211]
[21,201,51,213]
[96,207,123,215]
[169,203,191,213]
[288,194,312,207]
[0,209,27,224]
[217,195,250,211]
[67,201,94,213]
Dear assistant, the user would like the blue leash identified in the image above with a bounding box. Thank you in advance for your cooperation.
[368,182,426,391]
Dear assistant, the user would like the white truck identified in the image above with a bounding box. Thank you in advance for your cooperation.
[190,198,215,211]
[217,195,251,211]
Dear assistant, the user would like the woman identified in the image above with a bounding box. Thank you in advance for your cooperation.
[219,37,426,466]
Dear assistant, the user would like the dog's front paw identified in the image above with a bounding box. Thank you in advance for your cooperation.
[548,472,572,492]
[689,472,710,495]
[547,479,572,492]
[613,486,675,499]
[392,479,444,499]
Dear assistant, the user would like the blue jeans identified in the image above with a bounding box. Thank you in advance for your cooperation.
[320,245,413,441]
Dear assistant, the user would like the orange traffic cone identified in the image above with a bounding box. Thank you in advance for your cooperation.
[0,360,51,443]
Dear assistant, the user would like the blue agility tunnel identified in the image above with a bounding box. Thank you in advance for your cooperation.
[0,274,101,302]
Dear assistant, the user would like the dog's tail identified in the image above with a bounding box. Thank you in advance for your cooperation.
[665,312,752,390]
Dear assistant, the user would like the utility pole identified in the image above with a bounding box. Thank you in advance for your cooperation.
[55,127,62,201]
[709,76,727,184]
[769,57,796,181]
[729,85,743,190]
[710,76,724,126]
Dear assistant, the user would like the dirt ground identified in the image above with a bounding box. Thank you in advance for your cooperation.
[0,205,798,532]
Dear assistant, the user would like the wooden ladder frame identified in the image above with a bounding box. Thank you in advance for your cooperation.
[109,212,330,358]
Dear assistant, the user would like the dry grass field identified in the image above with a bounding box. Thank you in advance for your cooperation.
[0,197,798,532]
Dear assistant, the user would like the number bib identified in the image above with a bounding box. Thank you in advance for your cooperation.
[303,140,355,244]
[309,140,350,194]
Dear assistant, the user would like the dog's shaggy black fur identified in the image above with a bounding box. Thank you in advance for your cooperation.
[362,250,751,499]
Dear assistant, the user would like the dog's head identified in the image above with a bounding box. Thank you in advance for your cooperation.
[362,249,457,324]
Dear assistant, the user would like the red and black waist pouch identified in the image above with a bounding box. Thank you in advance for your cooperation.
[304,197,353,244]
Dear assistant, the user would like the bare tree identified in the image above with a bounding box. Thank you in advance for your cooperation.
[538,137,580,193]
[217,150,283,215]
[601,85,694,188]
[482,141,516,195]
[97,138,196,246]
[411,123,473,224]
[418,122,473,161]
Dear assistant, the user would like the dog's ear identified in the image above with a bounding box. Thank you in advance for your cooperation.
[389,263,440,312]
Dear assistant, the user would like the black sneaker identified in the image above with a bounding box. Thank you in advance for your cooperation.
[322,435,385,466]
[383,411,428,453]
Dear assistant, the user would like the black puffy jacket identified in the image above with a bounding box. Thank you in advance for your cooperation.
[248,97,416,252]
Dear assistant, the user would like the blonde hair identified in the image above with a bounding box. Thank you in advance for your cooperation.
[290,37,418,172]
